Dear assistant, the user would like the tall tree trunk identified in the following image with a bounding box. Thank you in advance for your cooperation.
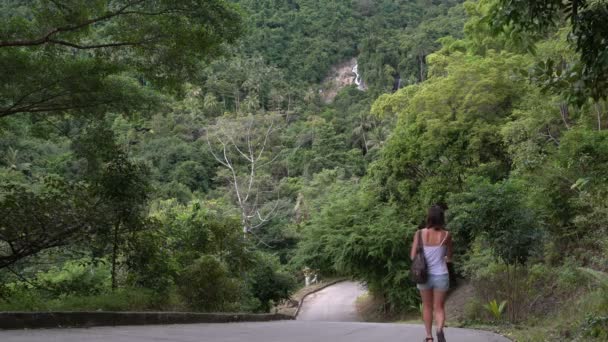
[596,102,602,131]
[559,103,571,129]
[111,220,120,291]
[235,90,240,113]
[418,54,426,83]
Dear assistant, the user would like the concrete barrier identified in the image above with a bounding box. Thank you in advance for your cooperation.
[0,311,294,330]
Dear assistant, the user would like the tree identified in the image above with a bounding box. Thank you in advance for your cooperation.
[95,152,152,290]
[481,0,608,104]
[0,0,242,118]
[0,177,101,269]
[448,178,540,266]
[201,56,290,114]
[369,48,527,221]
[448,178,541,321]
[205,113,285,236]
[68,120,153,289]
[292,176,418,312]
[177,255,242,311]
[246,252,295,312]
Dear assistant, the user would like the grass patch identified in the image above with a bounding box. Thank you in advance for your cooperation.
[480,272,608,342]
[0,288,183,312]
[500,288,606,341]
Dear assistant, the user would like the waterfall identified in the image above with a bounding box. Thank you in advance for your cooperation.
[352,63,365,91]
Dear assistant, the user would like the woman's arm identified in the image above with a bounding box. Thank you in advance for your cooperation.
[410,230,419,260]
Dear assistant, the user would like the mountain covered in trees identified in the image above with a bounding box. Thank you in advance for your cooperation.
[1,1,607,339]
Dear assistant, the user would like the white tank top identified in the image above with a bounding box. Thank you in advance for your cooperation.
[422,230,449,275]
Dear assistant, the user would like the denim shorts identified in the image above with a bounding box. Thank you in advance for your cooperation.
[417,273,450,291]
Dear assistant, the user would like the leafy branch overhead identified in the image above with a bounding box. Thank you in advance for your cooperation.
[0,178,100,269]
[481,0,608,103]
[0,0,243,118]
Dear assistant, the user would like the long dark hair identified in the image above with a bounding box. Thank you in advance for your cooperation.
[426,205,445,230]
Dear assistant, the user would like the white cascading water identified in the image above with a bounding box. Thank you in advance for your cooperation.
[352,63,365,90]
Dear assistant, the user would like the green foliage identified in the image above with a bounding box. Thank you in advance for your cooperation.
[125,230,176,294]
[0,0,243,118]
[359,3,467,90]
[238,0,464,90]
[483,299,506,322]
[581,315,608,339]
[2,0,607,321]
[0,177,101,269]
[238,0,359,83]
[448,178,540,265]
[481,0,608,104]
[370,48,528,223]
[177,255,242,312]
[0,287,167,312]
[293,178,418,311]
[151,199,251,271]
[245,252,296,312]
[172,161,212,192]
[35,258,110,297]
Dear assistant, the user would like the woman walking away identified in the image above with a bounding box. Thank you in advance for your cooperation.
[410,205,453,342]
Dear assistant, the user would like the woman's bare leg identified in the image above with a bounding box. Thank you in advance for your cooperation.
[420,289,434,338]
[433,289,448,332]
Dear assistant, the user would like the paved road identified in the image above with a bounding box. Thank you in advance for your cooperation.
[0,321,510,342]
[297,281,366,321]
[0,281,511,341]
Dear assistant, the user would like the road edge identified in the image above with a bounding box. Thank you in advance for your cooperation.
[294,279,348,318]
[0,311,293,330]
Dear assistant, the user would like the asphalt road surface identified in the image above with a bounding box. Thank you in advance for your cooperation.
[0,321,511,342]
[297,281,367,321]
[0,281,511,341]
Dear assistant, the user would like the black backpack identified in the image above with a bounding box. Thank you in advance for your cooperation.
[409,230,428,284]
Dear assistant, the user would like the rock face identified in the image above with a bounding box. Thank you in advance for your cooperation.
[319,58,366,103]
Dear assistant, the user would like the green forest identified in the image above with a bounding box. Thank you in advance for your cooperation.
[1,0,607,340]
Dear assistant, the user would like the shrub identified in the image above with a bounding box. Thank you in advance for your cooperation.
[126,229,176,295]
[483,299,507,322]
[462,246,593,323]
[46,288,168,311]
[36,258,111,297]
[581,315,608,339]
[0,287,167,312]
[448,177,541,266]
[293,180,419,312]
[176,255,242,311]
[246,252,296,312]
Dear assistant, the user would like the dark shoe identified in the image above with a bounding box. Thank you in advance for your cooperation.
[437,329,446,342]
[424,338,434,342]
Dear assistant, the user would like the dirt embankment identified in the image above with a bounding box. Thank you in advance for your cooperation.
[356,280,475,324]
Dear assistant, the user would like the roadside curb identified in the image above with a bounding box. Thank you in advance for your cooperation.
[0,311,293,330]
[294,278,347,318]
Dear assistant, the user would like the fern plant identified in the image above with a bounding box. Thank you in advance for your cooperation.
[484,299,507,322]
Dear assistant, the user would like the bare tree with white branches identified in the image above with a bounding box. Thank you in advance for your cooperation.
[205,114,284,237]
